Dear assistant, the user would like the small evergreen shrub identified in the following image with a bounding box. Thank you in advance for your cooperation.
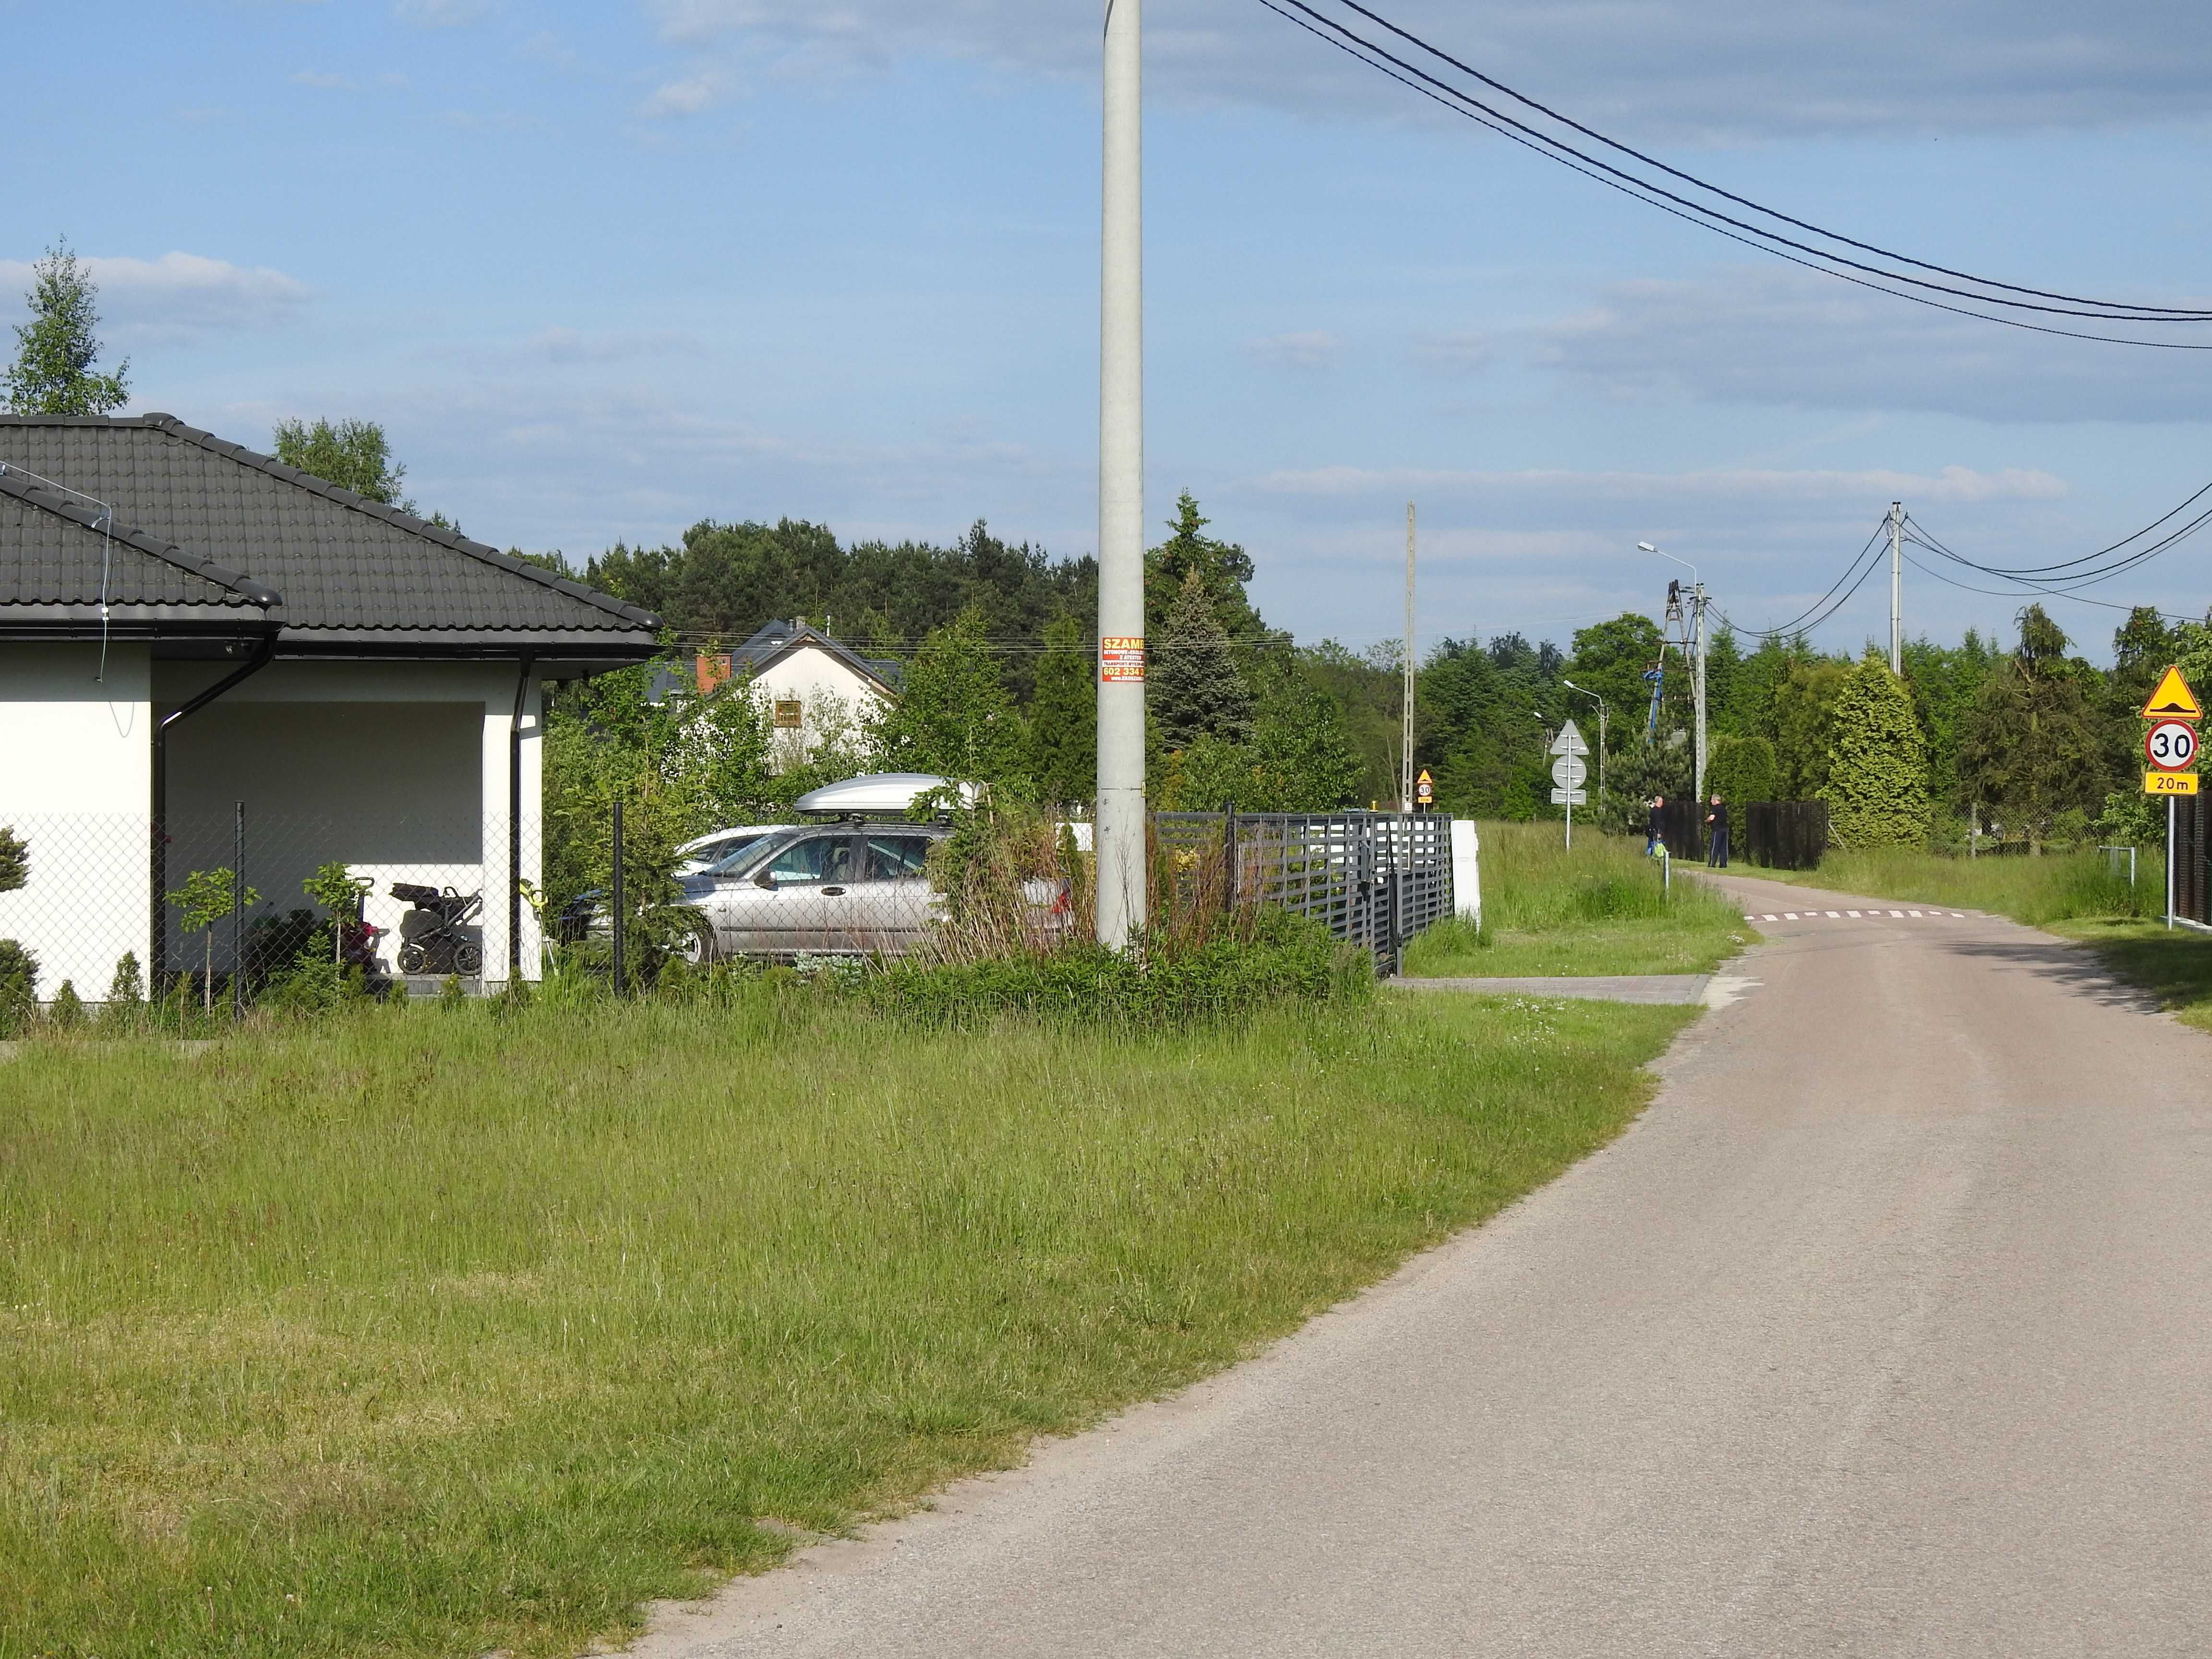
[47,980,86,1031]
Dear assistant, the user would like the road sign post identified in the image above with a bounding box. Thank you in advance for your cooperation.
[1550,721,1590,850]
[2140,666,2202,930]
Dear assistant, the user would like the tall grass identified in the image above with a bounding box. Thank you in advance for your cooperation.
[0,986,1691,1659]
[1758,846,2160,927]
[1404,821,1748,978]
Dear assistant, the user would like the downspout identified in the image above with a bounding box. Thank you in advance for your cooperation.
[508,655,535,984]
[151,636,277,988]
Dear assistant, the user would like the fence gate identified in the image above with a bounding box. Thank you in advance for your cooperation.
[1151,811,1455,976]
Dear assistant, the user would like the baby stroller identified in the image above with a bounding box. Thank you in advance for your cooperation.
[390,882,485,976]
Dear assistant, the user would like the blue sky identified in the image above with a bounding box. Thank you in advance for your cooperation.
[8,0,2212,660]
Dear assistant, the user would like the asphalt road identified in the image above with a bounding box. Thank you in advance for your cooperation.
[638,874,2212,1658]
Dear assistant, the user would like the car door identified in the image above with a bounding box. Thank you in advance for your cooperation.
[717,831,856,957]
[831,832,938,954]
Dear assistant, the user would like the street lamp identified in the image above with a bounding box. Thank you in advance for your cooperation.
[1560,679,1606,817]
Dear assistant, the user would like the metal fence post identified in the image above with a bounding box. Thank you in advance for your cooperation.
[232,801,246,1021]
[611,796,627,996]
[1222,801,1240,913]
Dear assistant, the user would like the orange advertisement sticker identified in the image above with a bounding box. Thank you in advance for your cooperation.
[1100,636,1146,683]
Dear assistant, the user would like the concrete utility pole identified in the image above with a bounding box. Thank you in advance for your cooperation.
[1888,499,1904,676]
[1693,581,1708,812]
[1097,0,1145,950]
[1402,502,1416,811]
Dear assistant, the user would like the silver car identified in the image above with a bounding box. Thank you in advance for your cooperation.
[673,823,947,962]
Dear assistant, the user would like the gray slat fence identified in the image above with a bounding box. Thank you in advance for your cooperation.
[1151,810,1455,975]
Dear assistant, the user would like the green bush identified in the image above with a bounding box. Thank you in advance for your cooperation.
[856,908,1371,1026]
[0,939,37,1038]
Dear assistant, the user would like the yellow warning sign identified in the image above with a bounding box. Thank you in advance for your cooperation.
[2141,664,2203,721]
[1415,769,1435,806]
[2146,769,2200,797]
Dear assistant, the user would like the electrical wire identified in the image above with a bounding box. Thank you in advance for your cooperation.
[1315,0,2212,322]
[1258,0,2212,347]
[1722,516,1894,640]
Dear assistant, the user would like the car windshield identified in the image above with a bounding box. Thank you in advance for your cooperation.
[706,831,789,876]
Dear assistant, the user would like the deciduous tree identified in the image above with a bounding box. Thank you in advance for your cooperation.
[2,241,128,416]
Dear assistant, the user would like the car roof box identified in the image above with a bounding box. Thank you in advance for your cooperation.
[792,773,977,817]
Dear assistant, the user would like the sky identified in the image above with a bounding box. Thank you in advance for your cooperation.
[6,0,2212,661]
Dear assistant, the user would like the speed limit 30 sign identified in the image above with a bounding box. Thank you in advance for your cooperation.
[2147,720,2199,771]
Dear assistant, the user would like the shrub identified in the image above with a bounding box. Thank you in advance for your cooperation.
[0,940,37,1038]
[47,980,85,1031]
[855,907,1370,1026]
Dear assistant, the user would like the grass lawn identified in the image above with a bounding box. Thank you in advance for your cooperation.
[1404,820,1749,978]
[2046,916,2212,1034]
[1741,846,2158,928]
[1,985,1694,1659]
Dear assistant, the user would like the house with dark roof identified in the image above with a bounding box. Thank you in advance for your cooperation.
[0,413,660,996]
[665,619,897,765]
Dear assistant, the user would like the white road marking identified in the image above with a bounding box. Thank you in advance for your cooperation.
[1826,911,1842,918]
[1847,911,1862,917]
[1783,913,1800,920]
[1889,910,1905,917]
[1909,911,1924,917]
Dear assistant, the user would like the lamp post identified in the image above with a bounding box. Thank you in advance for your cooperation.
[1561,679,1606,821]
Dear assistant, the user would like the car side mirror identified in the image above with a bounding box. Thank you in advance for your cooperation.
[754,872,776,890]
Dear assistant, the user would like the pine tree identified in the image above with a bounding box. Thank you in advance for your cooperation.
[1150,570,1253,749]
[1958,606,2114,851]
[875,605,1027,785]
[1027,613,1095,808]
[2,242,129,416]
[1822,656,1931,848]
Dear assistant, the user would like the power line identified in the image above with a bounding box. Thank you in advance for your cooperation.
[1258,0,2212,347]
[1722,516,1894,639]
[1313,0,2212,322]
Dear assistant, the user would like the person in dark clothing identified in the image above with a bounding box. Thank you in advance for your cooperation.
[1706,793,1730,867]
[1647,794,1666,856]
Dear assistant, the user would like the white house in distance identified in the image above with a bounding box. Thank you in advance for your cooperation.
[0,413,659,998]
[680,619,897,761]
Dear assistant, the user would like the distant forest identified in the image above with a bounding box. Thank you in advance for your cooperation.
[581,499,2197,843]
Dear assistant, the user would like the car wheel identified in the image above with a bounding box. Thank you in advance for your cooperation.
[674,913,715,966]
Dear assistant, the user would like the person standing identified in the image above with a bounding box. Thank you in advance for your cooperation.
[1647,794,1666,857]
[1706,793,1730,868]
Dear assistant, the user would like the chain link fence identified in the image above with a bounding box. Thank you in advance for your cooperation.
[0,804,1461,1012]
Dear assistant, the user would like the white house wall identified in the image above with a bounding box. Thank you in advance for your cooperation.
[0,643,152,998]
[155,661,543,986]
[747,647,889,759]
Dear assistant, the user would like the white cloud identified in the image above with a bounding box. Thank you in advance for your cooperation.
[1412,332,1496,375]
[640,0,2212,140]
[1537,265,2212,423]
[519,327,701,363]
[1245,330,1341,371]
[641,72,726,117]
[289,70,351,89]
[0,252,313,347]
